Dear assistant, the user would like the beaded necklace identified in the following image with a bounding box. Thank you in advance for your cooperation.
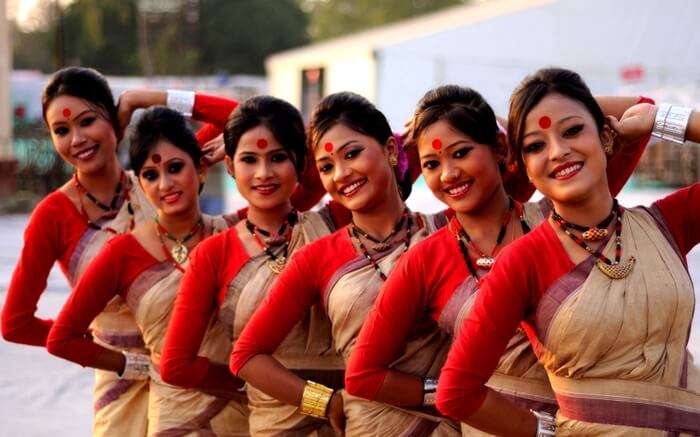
[551,199,635,280]
[348,210,413,281]
[350,208,409,251]
[450,198,530,282]
[551,202,615,242]
[245,210,298,274]
[155,216,204,266]
[73,171,133,233]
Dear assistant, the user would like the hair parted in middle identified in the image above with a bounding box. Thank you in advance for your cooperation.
[129,106,202,175]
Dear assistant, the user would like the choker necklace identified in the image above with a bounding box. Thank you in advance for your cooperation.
[351,208,409,251]
[450,198,530,280]
[246,210,298,274]
[551,199,635,280]
[551,202,615,242]
[155,216,204,264]
[349,210,413,281]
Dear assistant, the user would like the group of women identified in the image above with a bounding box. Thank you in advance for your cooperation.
[1,64,698,436]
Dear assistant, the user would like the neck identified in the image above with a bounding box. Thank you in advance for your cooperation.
[455,184,510,242]
[157,205,202,237]
[550,187,614,227]
[351,189,405,240]
[76,156,122,196]
[246,201,294,234]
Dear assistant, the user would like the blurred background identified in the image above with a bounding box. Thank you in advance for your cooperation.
[0,0,698,434]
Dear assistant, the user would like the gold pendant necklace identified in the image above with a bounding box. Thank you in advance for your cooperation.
[155,216,203,265]
[596,256,636,280]
[267,256,287,274]
[171,243,189,264]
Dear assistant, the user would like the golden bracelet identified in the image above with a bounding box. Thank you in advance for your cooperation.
[299,380,334,419]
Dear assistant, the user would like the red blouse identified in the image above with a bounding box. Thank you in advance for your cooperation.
[345,226,465,398]
[46,234,159,365]
[0,94,237,348]
[1,192,87,345]
[159,228,250,388]
[436,183,700,421]
[229,229,358,375]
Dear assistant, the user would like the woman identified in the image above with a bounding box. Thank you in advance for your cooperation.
[159,95,350,436]
[1,68,240,436]
[436,68,699,435]
[229,91,459,436]
[344,85,652,435]
[47,107,250,436]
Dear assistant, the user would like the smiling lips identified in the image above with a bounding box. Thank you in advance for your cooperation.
[550,161,583,180]
[73,145,99,161]
[339,178,367,197]
[252,183,280,195]
[444,180,472,199]
[161,191,182,204]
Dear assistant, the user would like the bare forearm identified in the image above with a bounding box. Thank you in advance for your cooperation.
[121,90,167,110]
[686,110,700,143]
[238,354,306,406]
[93,347,127,374]
[463,389,536,436]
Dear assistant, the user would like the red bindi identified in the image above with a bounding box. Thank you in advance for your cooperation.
[538,116,551,129]
[151,153,161,164]
[62,108,71,118]
[256,138,268,149]
[432,138,442,151]
[324,142,334,153]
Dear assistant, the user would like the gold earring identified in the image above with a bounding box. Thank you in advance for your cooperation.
[602,139,614,156]
[389,155,398,167]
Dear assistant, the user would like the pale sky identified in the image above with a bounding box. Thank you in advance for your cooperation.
[7,0,74,30]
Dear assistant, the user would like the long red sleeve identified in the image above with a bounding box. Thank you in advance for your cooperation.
[345,227,464,399]
[1,192,84,346]
[229,230,355,375]
[46,235,156,367]
[653,183,700,256]
[192,94,238,128]
[435,225,569,421]
[160,229,248,388]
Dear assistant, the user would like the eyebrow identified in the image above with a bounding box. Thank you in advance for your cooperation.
[315,140,359,162]
[140,157,184,170]
[419,139,474,160]
[50,109,96,126]
[523,115,583,138]
[238,145,287,156]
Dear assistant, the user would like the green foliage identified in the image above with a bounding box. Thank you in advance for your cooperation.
[198,0,309,75]
[301,0,468,41]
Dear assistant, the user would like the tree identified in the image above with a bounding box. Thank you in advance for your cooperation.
[301,0,468,41]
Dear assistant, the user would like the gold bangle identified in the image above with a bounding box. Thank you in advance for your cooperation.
[299,380,334,419]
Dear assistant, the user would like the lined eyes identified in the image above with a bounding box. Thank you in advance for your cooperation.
[140,161,186,181]
[522,124,585,154]
[239,152,290,164]
[421,146,473,170]
[318,146,364,174]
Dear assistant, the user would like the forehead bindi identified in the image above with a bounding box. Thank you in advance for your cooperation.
[431,138,442,151]
[150,153,162,164]
[538,116,552,129]
[324,142,334,153]
[256,138,268,149]
[62,108,71,118]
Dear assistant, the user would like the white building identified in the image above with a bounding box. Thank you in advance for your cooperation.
[266,0,700,129]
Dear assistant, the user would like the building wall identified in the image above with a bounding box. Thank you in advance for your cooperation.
[374,0,700,129]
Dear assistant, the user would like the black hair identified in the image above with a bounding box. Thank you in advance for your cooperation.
[129,106,202,175]
[42,67,121,138]
[308,91,412,200]
[223,95,307,175]
[507,67,607,177]
[412,84,503,170]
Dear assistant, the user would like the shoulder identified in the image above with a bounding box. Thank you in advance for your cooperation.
[31,190,76,220]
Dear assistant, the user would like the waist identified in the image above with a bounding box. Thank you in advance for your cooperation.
[549,374,700,434]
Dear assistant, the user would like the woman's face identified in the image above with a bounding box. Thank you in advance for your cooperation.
[226,124,298,212]
[45,95,118,174]
[138,140,203,217]
[418,119,505,214]
[315,123,396,213]
[520,93,609,204]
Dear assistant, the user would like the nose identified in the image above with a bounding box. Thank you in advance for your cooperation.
[332,161,352,184]
[70,127,87,147]
[548,135,572,162]
[158,172,174,192]
[440,162,460,184]
[254,159,274,180]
